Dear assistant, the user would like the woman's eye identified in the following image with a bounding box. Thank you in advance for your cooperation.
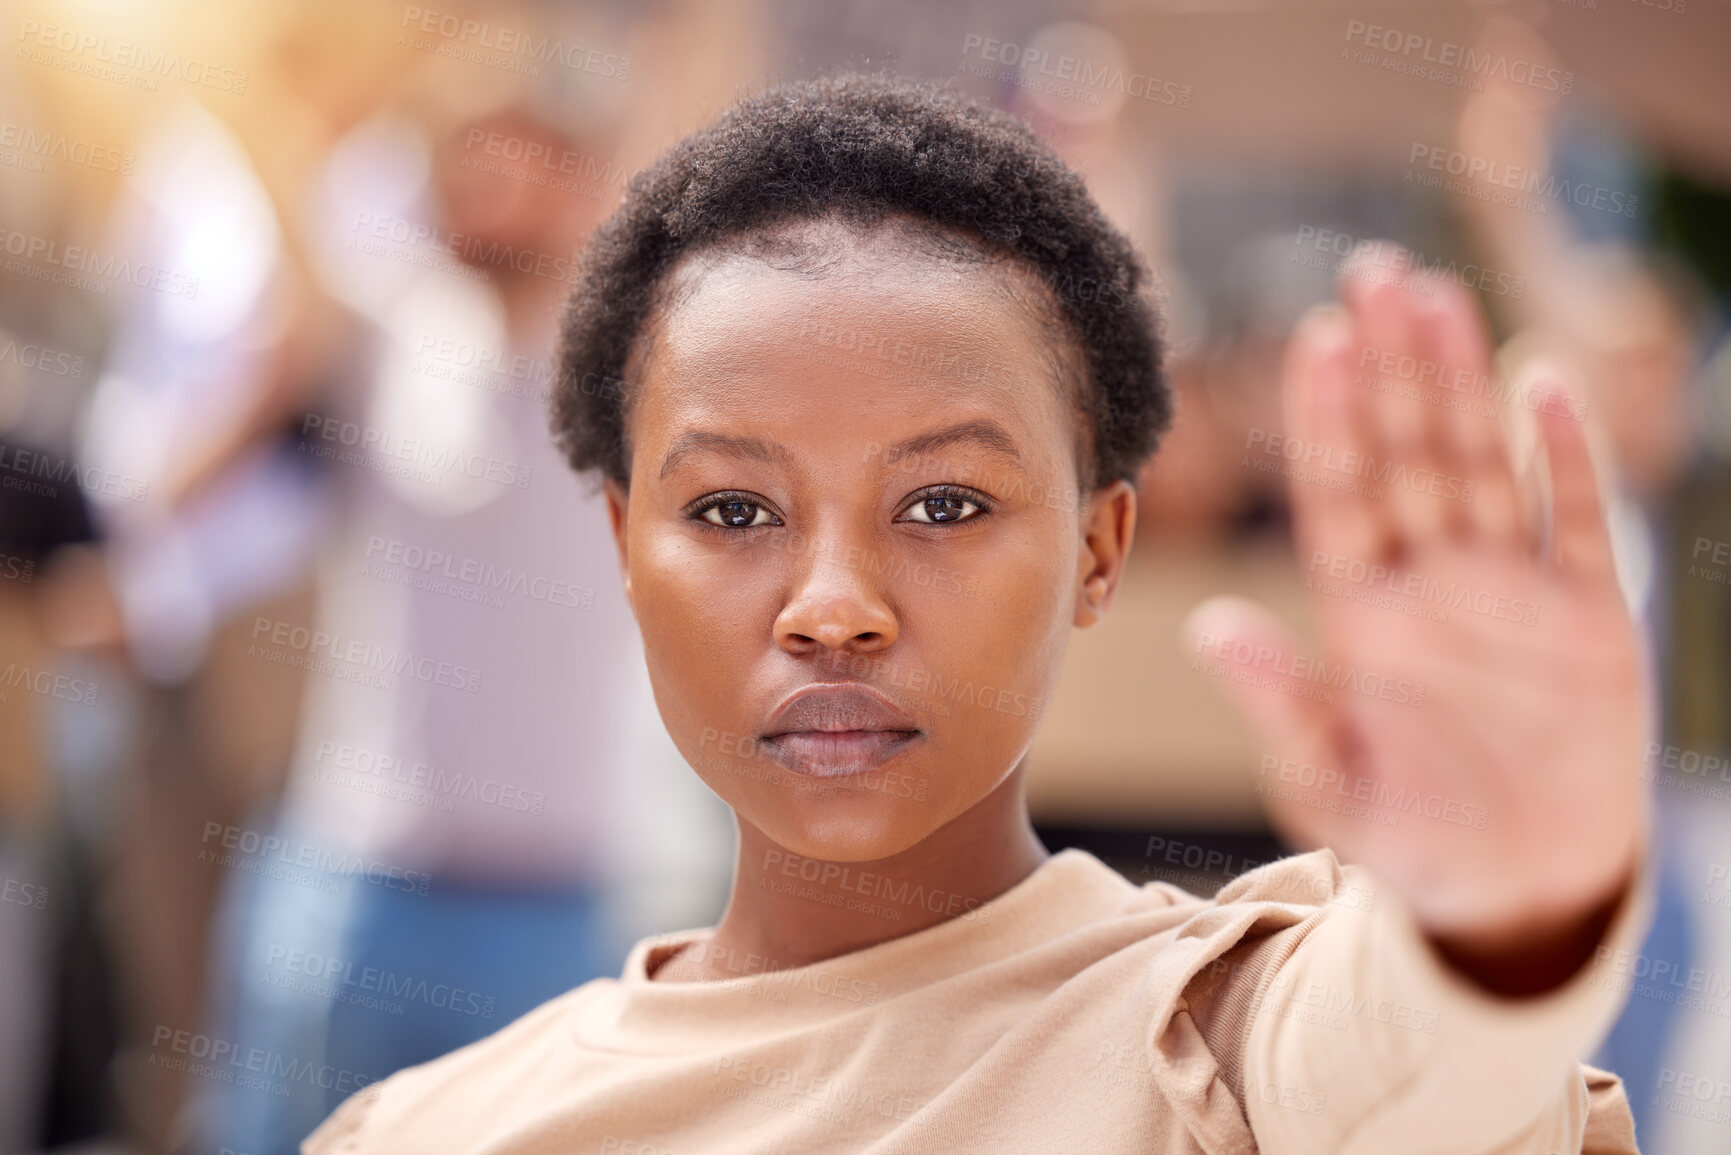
[700,499,778,528]
[900,493,984,524]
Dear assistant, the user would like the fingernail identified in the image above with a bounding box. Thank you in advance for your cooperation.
[1301,305,1353,355]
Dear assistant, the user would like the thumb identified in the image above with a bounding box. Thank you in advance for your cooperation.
[1180,596,1345,844]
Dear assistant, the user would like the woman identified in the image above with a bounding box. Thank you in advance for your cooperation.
[306,75,1651,1154]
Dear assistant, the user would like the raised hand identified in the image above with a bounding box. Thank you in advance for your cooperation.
[1185,254,1648,988]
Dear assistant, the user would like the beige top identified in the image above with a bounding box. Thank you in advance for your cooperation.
[303,847,1649,1154]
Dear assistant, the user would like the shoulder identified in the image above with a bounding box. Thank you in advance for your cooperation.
[300,980,602,1155]
[1138,850,1381,1052]
[1212,847,1377,913]
[1110,850,1383,1137]
[1134,846,1377,933]
[1163,848,1383,1027]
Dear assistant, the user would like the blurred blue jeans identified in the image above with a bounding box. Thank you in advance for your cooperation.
[194,828,619,1155]
[1592,843,1694,1152]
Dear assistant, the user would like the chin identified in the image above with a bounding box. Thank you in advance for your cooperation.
[748,787,950,863]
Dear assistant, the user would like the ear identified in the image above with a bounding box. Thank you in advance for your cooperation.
[1074,478,1137,629]
[603,477,634,613]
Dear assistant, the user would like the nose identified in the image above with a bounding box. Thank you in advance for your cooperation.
[773,540,899,657]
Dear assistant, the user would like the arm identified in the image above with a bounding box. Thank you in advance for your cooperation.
[1189,253,1653,1151]
[1240,856,1650,1154]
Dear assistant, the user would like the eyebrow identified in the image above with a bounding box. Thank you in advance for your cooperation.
[882,419,1021,469]
[659,430,794,479]
[657,418,1022,480]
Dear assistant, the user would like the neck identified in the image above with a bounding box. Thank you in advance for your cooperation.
[678,765,1049,978]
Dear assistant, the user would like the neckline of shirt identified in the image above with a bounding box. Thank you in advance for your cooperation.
[566,848,1159,1055]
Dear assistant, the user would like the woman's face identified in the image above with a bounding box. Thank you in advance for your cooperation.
[606,221,1133,862]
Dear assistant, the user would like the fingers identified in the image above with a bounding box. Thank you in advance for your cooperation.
[1333,247,1552,560]
[1500,355,1552,555]
[1338,257,1468,549]
[1414,278,1525,547]
[1531,366,1617,580]
[1281,305,1396,566]
[1181,596,1345,849]
[1295,243,1609,585]
[1348,272,1428,462]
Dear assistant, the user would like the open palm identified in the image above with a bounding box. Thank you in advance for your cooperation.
[1189,258,1647,951]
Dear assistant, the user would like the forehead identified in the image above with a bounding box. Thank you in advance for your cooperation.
[627,219,1080,467]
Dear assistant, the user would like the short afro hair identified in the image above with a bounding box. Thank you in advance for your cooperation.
[552,73,1171,491]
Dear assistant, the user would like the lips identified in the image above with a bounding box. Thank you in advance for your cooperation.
[760,683,921,778]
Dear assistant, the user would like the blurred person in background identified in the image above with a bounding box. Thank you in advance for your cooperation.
[0,416,108,1154]
[0,1,1722,1152]
[61,86,349,1150]
[0,8,357,1145]
[193,8,730,1151]
[0,9,131,1147]
[1449,22,1713,1148]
